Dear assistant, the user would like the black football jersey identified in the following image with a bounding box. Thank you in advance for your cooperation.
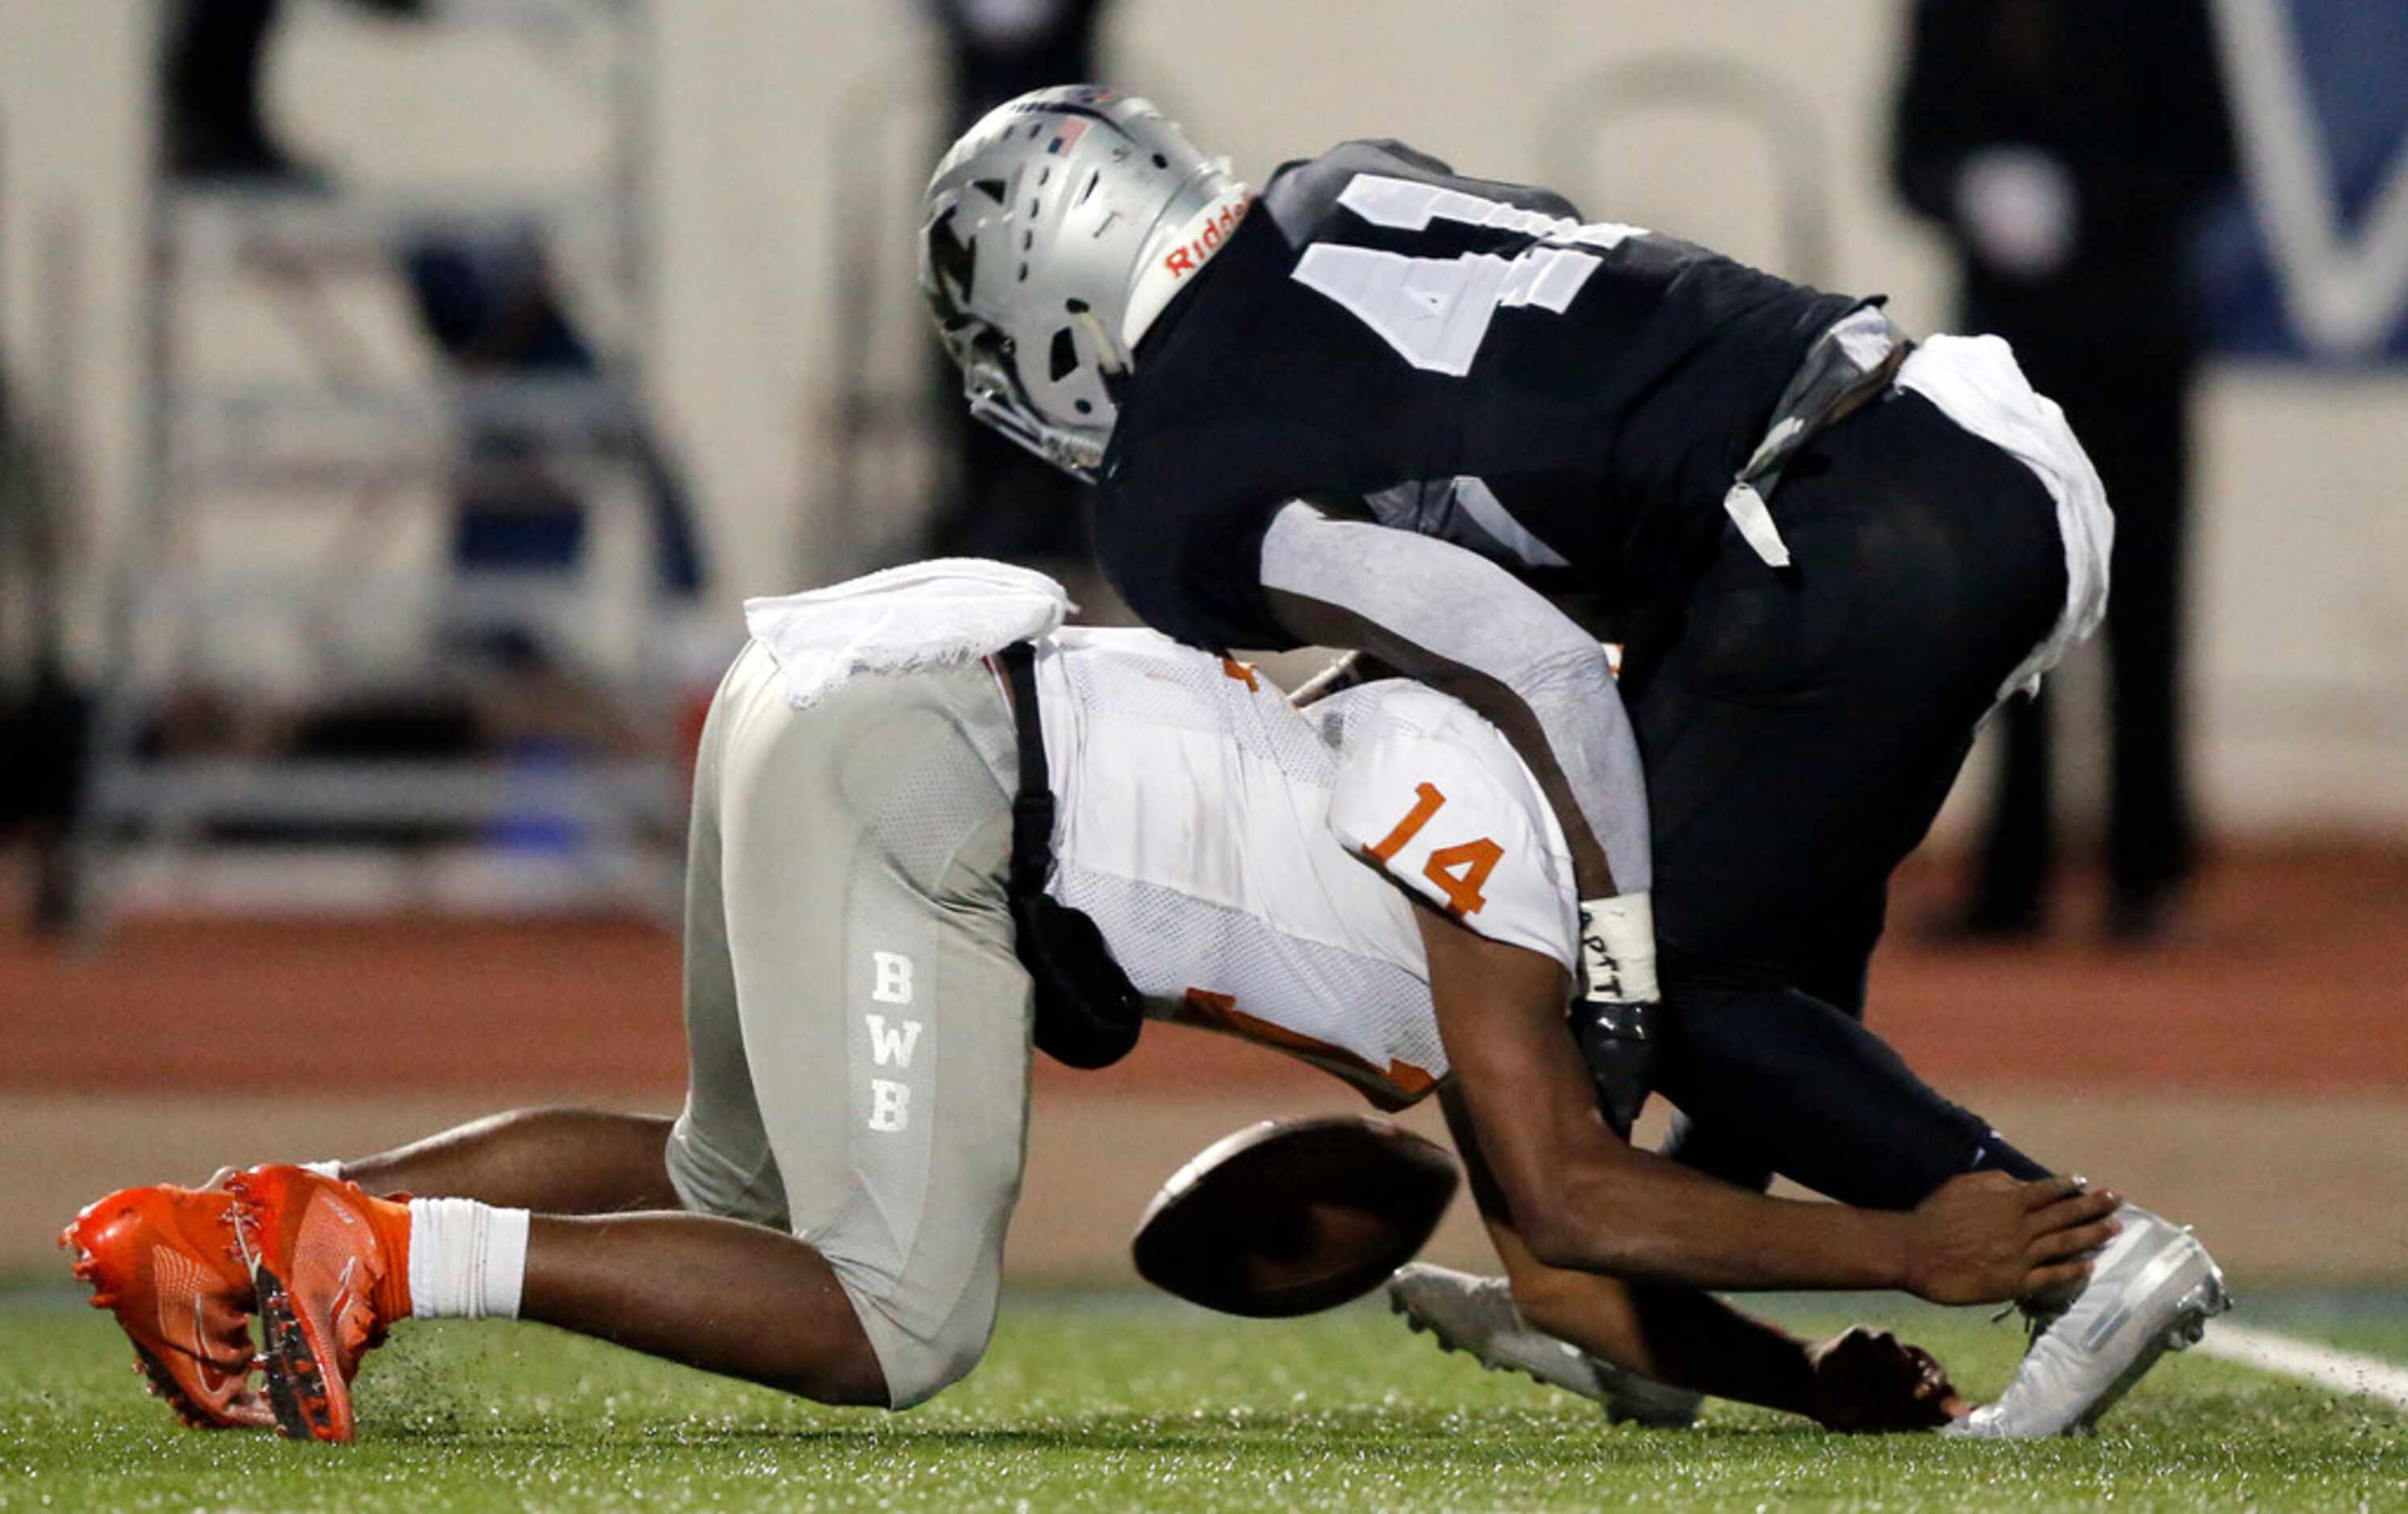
[1093,139,1868,651]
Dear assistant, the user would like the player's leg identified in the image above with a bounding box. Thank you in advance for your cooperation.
[708,651,1031,1410]
[235,653,1033,1434]
[241,638,760,1337]
[656,641,793,1231]
[1624,390,2224,1435]
[1656,884,1885,1192]
[516,1210,885,1402]
[263,640,756,1220]
[1622,388,2069,1206]
[1656,984,2049,1209]
[78,652,748,1435]
[307,1108,681,1216]
[385,679,886,1407]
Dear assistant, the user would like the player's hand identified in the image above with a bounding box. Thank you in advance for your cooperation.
[1806,1326,1968,1433]
[1568,998,1655,1138]
[1900,1173,2122,1306]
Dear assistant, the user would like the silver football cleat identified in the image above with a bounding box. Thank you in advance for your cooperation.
[1946,1203,2230,1439]
[1386,1263,1704,1428]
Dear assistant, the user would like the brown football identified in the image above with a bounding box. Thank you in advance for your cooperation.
[1130,1117,1460,1317]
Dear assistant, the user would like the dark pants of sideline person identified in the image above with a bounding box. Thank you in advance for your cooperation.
[1969,351,2196,933]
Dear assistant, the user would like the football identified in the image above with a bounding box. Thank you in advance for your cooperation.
[1130,1117,1460,1317]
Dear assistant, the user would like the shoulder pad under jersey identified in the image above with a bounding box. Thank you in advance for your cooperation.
[1327,685,1579,971]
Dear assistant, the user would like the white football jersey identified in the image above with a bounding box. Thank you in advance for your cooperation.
[1022,627,1578,1108]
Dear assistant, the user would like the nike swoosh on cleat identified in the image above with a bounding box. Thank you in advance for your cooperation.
[192,1294,231,1395]
[325,1256,360,1336]
[152,1244,235,1395]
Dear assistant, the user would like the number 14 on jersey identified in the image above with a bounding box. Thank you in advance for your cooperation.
[1364,782,1502,917]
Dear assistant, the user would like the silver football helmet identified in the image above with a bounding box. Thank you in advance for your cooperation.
[920,85,1248,479]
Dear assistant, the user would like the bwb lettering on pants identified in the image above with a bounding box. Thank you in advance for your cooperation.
[872,950,914,1004]
[864,980,923,1133]
[868,1077,911,1133]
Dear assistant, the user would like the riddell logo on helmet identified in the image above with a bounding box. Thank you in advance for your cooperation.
[1161,194,1254,280]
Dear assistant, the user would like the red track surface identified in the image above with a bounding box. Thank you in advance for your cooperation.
[5,850,2404,1098]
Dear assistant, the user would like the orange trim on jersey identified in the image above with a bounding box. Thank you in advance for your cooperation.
[1364,782,1446,863]
[1219,657,1261,691]
[1177,988,1436,1110]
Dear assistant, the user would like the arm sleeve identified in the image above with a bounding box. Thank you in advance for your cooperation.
[1257,501,1650,900]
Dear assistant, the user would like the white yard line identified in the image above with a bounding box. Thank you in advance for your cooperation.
[2198,1321,2408,1413]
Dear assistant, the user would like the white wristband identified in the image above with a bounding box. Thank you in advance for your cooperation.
[1578,891,1660,1004]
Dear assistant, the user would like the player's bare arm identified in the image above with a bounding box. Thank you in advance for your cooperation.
[1415,905,2121,1300]
[1442,1096,1967,1433]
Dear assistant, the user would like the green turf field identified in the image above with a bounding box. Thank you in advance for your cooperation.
[4,1291,2404,1512]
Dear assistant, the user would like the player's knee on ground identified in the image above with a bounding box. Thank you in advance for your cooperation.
[827,1256,1002,1409]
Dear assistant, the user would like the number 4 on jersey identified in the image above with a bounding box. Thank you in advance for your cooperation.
[1364,780,1504,917]
[1290,174,1646,376]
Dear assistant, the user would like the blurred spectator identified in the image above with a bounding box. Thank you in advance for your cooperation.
[162,0,426,186]
[1893,0,2237,942]
[0,362,89,933]
[920,0,1110,564]
[402,233,708,669]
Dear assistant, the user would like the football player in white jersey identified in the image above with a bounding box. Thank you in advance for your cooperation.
[64,565,2118,1442]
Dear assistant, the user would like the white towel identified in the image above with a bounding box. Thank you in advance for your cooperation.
[1898,334,2115,706]
[741,558,1074,709]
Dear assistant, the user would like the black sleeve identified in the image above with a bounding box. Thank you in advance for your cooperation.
[1350,139,1585,220]
[1093,438,1298,653]
[1268,140,1589,239]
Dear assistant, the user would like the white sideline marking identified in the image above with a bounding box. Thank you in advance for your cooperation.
[2196,1321,2408,1414]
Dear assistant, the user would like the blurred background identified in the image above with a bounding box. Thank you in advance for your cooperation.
[1,2,2402,1292]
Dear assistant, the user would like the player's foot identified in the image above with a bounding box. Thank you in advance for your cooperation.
[224,1164,413,1443]
[1387,1263,1702,1428]
[60,1184,274,1429]
[1945,1204,2228,1438]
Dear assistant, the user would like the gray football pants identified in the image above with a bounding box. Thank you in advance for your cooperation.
[664,642,1033,1408]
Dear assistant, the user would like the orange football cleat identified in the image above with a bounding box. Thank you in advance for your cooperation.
[60,1184,275,1430]
[224,1164,413,1443]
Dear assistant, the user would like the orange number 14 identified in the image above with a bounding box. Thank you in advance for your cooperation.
[1364,781,1503,917]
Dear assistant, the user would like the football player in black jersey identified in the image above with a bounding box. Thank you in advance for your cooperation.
[916,94,2178,1429]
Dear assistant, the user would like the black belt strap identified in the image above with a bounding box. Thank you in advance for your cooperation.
[998,642,1054,902]
[992,639,1145,1070]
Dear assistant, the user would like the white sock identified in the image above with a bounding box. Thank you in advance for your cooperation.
[406,1197,531,1321]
